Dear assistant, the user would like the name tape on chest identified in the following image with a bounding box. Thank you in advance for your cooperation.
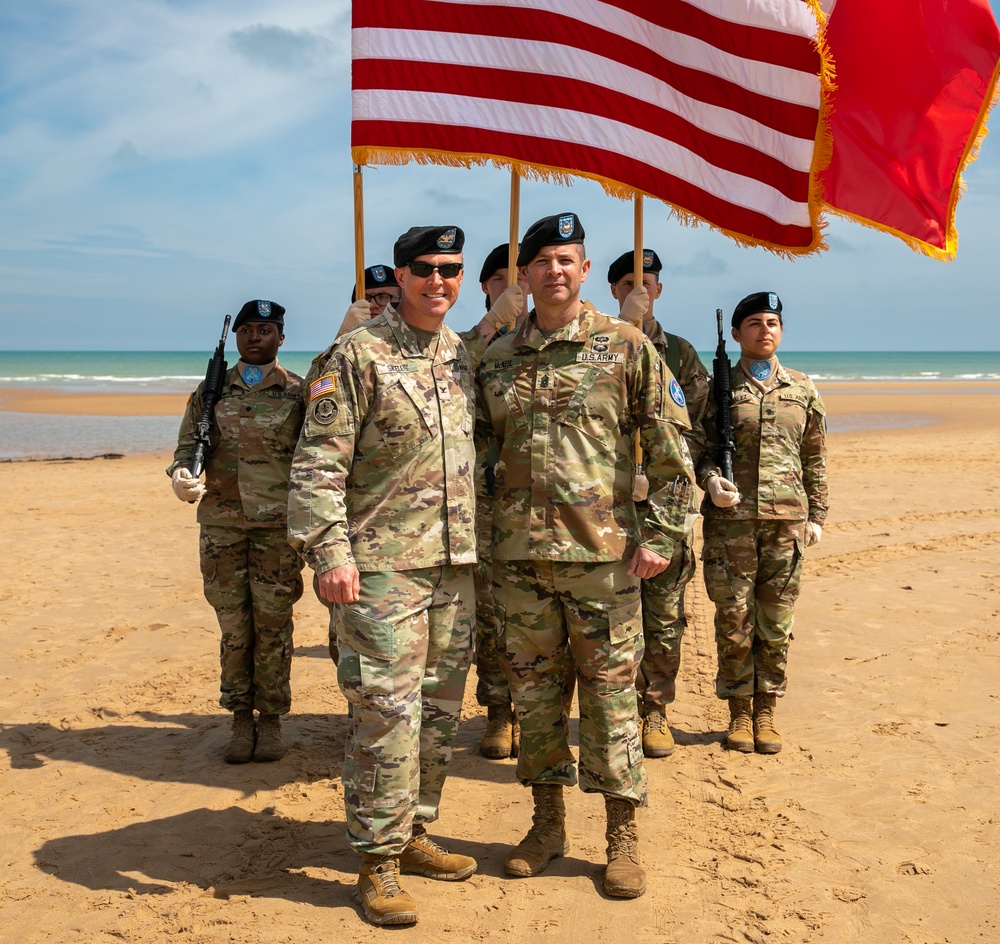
[577,351,624,364]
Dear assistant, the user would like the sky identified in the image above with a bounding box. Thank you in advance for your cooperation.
[2,0,999,354]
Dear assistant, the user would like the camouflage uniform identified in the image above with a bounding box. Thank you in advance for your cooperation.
[288,305,477,856]
[168,361,305,714]
[476,302,694,804]
[636,321,710,708]
[697,357,828,698]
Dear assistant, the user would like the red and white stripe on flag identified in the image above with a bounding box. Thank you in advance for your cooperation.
[351,0,830,255]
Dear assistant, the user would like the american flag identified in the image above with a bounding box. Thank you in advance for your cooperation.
[309,373,337,401]
[351,0,1000,260]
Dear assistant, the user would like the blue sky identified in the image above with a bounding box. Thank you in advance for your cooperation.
[2,0,998,353]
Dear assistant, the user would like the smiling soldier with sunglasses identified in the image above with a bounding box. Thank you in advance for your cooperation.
[288,224,478,928]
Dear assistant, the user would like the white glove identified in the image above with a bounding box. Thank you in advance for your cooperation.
[336,298,372,338]
[805,522,823,547]
[632,472,649,503]
[706,475,741,508]
[171,467,206,503]
[619,285,649,326]
[482,285,524,335]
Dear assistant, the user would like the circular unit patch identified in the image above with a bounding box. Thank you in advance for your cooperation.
[313,397,338,424]
[669,378,686,407]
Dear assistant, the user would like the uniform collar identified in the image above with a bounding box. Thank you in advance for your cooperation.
[234,359,286,390]
[513,300,598,352]
[382,303,461,363]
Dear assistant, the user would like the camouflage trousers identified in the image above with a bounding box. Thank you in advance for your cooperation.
[492,559,647,805]
[199,524,304,715]
[701,518,805,699]
[473,550,511,706]
[637,530,696,707]
[336,564,474,856]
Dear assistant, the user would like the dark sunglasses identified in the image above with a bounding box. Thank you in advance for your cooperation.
[407,261,464,279]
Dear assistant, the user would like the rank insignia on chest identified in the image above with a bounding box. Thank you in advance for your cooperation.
[312,397,338,424]
[310,373,337,400]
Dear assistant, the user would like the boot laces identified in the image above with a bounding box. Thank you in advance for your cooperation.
[607,821,639,862]
[644,708,664,734]
[370,861,405,897]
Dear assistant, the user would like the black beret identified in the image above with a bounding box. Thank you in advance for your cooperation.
[351,264,400,302]
[732,291,782,328]
[479,243,517,283]
[232,299,285,331]
[516,213,585,266]
[393,226,465,267]
[607,248,663,285]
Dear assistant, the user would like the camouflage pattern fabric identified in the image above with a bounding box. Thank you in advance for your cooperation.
[697,358,828,524]
[493,559,647,804]
[337,565,474,855]
[288,305,477,574]
[200,524,304,714]
[475,301,695,564]
[701,518,804,698]
[635,322,709,708]
[168,362,305,527]
[636,525,696,706]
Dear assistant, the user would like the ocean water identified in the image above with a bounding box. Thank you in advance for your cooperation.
[1,350,998,460]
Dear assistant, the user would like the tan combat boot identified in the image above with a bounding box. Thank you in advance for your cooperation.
[400,823,477,880]
[505,784,569,877]
[354,854,418,926]
[641,704,675,757]
[479,702,515,759]
[254,713,285,762]
[604,797,646,898]
[223,709,255,764]
[753,692,782,754]
[726,697,755,753]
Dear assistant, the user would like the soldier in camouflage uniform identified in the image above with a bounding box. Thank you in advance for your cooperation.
[470,243,530,759]
[608,249,710,758]
[476,214,695,900]
[168,299,305,764]
[697,292,828,755]
[288,226,478,927]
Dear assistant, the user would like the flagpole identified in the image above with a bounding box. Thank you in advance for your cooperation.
[507,169,521,286]
[353,163,365,302]
[633,194,643,293]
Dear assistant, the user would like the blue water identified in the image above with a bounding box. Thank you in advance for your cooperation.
[1,350,997,459]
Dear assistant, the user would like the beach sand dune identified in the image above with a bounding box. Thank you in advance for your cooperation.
[1,386,998,943]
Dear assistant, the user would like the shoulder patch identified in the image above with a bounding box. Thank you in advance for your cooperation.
[309,373,337,401]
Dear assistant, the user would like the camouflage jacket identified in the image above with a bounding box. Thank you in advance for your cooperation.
[475,301,695,563]
[168,361,305,528]
[288,305,477,574]
[643,319,710,460]
[697,358,828,524]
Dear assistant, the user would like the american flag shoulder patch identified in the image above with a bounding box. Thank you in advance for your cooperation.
[309,374,337,400]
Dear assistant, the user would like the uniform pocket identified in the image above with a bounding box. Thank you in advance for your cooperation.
[373,375,435,458]
[337,606,396,707]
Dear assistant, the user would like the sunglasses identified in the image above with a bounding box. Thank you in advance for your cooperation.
[407,261,464,279]
[365,292,399,306]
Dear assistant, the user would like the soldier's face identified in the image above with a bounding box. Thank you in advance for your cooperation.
[610,272,662,318]
[733,312,783,359]
[521,244,589,307]
[235,321,283,365]
[396,253,464,324]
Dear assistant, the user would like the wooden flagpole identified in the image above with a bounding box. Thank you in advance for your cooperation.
[353,163,365,302]
[633,194,644,469]
[507,169,521,286]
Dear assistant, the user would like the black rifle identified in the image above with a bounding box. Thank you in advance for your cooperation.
[188,314,231,479]
[712,308,736,484]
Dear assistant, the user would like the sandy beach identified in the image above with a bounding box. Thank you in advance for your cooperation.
[1,382,998,943]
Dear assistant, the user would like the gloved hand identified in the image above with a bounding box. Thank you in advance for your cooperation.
[619,285,649,326]
[482,285,524,335]
[805,521,823,547]
[171,467,206,503]
[706,475,741,508]
[632,472,649,503]
[336,298,372,338]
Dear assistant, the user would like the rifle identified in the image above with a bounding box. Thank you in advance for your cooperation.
[188,314,231,479]
[712,308,736,484]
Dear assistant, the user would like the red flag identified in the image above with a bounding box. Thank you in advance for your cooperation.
[352,0,832,254]
[821,0,1000,261]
